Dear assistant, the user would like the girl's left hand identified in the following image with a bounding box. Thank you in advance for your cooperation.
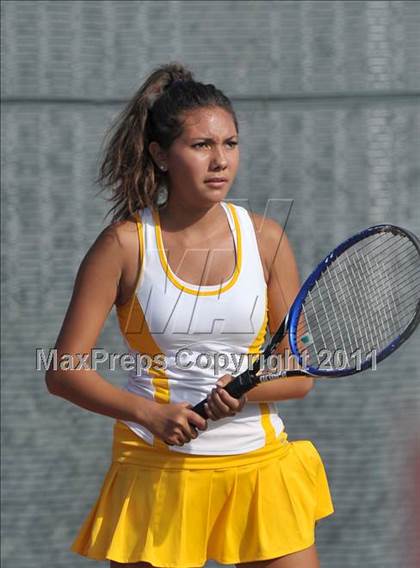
[204,374,248,421]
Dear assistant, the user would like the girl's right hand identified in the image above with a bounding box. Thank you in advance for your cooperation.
[144,401,208,447]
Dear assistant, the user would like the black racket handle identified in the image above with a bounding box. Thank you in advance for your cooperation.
[191,370,259,419]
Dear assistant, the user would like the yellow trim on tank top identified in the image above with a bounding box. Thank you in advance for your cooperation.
[247,291,277,445]
[152,202,242,296]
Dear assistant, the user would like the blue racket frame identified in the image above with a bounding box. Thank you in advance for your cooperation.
[287,224,420,377]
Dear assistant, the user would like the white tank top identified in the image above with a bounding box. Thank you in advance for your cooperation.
[116,201,284,454]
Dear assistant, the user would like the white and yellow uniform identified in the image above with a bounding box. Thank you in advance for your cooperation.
[71,201,334,567]
[117,201,284,453]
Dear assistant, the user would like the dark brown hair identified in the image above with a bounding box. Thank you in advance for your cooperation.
[96,62,239,222]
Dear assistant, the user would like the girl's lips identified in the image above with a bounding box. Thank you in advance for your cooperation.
[204,179,228,187]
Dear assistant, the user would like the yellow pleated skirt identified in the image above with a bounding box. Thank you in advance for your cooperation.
[70,420,334,567]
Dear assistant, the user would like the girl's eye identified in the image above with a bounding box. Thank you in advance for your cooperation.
[192,141,238,149]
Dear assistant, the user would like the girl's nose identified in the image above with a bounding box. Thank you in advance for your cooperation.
[210,147,228,169]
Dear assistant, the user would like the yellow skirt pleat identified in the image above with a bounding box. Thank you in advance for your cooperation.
[70,420,334,567]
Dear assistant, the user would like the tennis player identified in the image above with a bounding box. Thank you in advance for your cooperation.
[46,62,334,568]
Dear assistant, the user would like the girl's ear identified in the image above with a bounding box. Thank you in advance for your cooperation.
[148,141,167,170]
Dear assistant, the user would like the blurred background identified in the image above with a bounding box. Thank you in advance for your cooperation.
[1,1,420,567]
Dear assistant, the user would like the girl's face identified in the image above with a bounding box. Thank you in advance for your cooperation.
[154,106,240,208]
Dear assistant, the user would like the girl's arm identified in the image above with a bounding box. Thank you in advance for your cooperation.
[246,214,314,402]
[45,222,155,423]
[45,220,206,446]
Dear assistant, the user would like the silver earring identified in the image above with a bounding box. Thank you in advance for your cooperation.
[160,165,167,172]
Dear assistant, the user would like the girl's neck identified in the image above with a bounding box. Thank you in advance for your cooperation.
[158,199,226,237]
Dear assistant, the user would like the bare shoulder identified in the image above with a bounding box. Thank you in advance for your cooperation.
[248,211,294,281]
[79,214,141,308]
[86,215,138,262]
[110,214,141,257]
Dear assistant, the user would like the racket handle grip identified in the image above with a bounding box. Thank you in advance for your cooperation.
[191,370,259,419]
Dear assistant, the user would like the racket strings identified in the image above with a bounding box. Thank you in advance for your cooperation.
[309,237,419,322]
[317,252,420,332]
[327,299,420,355]
[322,242,418,290]
[337,230,409,264]
[340,245,417,338]
[300,264,420,344]
[298,296,419,362]
[311,290,418,357]
[301,262,420,333]
[304,262,420,361]
[297,232,420,370]
[316,231,418,285]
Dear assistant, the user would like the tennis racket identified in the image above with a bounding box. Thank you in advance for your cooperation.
[192,224,420,419]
